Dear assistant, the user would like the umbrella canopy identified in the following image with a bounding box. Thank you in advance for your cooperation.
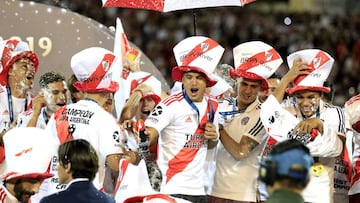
[101,0,256,35]
[102,0,255,12]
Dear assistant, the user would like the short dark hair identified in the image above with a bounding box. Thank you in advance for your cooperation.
[58,139,99,181]
[67,74,79,94]
[39,71,65,88]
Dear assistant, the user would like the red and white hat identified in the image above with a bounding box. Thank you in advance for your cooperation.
[230,41,283,90]
[130,71,162,96]
[172,36,224,87]
[141,92,161,106]
[2,127,57,181]
[71,47,119,93]
[286,49,334,94]
[124,193,178,203]
[0,39,39,86]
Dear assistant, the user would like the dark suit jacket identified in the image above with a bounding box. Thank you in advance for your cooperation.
[39,180,115,203]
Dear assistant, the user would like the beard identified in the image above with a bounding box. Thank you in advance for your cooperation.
[13,181,35,203]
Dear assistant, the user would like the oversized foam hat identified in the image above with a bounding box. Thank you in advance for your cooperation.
[2,127,58,181]
[0,39,39,86]
[124,193,177,203]
[71,47,119,93]
[286,49,334,94]
[172,36,224,87]
[230,41,283,90]
[141,92,161,106]
[130,71,162,96]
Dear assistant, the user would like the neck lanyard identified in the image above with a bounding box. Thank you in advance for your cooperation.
[182,89,215,123]
[219,98,246,117]
[6,86,28,123]
[43,109,50,124]
[182,89,200,123]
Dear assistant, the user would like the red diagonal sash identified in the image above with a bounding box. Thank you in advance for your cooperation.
[84,54,115,89]
[294,51,330,85]
[236,48,280,71]
[166,99,218,183]
[54,106,73,144]
[181,38,218,66]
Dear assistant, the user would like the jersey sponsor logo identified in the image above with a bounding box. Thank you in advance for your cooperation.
[151,106,163,116]
[184,134,205,149]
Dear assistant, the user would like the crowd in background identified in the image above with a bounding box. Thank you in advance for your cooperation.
[28,0,360,105]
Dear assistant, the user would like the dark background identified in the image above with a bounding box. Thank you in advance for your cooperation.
[19,0,360,105]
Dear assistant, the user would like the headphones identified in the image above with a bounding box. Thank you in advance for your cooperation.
[259,139,312,186]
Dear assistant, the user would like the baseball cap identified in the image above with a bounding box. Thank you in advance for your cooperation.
[172,36,224,87]
[269,141,313,180]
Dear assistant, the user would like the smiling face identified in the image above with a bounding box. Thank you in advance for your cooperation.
[294,90,321,118]
[182,71,207,102]
[138,97,156,120]
[8,58,36,94]
[42,81,69,114]
[236,77,262,109]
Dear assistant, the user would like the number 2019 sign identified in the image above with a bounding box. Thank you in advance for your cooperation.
[0,0,115,91]
[0,36,52,57]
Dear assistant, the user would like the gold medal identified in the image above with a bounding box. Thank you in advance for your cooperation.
[311,163,325,176]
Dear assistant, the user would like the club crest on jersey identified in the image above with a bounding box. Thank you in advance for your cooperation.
[241,117,249,125]
[151,106,163,116]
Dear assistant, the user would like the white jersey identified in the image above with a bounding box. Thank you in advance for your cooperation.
[0,184,19,203]
[0,85,33,132]
[345,94,360,195]
[349,130,360,195]
[0,85,33,179]
[210,98,266,202]
[333,128,352,203]
[145,91,219,196]
[16,107,47,129]
[260,95,345,203]
[44,99,123,196]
